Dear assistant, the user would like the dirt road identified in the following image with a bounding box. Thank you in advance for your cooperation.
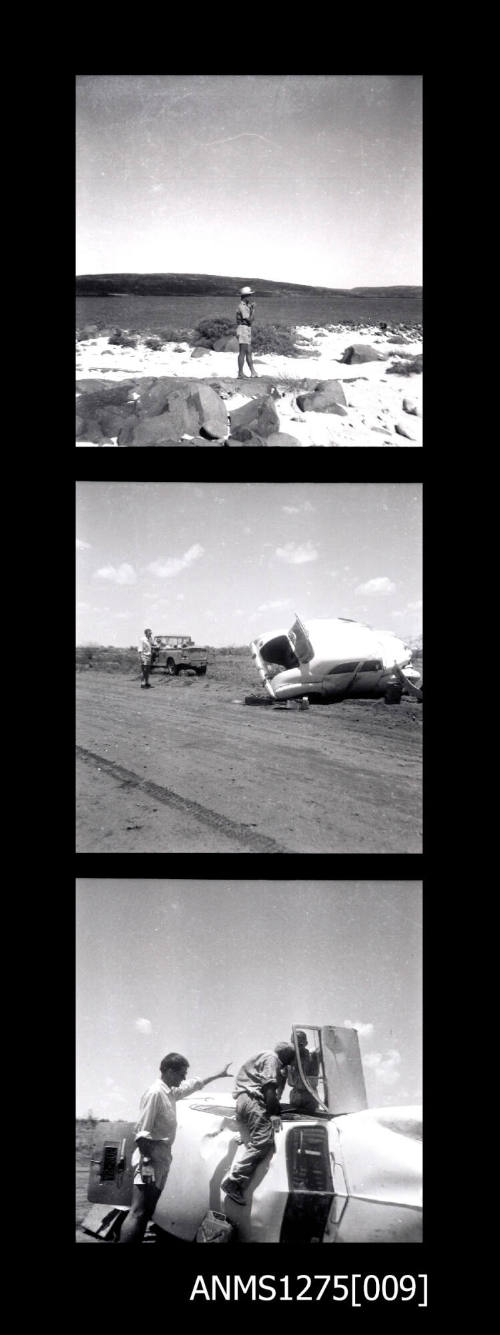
[76,670,422,853]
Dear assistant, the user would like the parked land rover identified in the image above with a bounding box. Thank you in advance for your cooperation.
[150,635,208,676]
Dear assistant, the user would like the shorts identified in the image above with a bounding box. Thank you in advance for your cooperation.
[237,326,252,345]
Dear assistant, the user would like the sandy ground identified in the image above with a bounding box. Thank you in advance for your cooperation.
[76,667,422,853]
[76,325,422,447]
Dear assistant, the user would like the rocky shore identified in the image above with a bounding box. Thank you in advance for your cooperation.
[76,324,422,447]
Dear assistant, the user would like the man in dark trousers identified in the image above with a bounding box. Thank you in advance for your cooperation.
[138,627,153,688]
[221,1041,295,1205]
[120,1051,232,1243]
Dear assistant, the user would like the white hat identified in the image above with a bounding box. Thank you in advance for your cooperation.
[240,285,255,296]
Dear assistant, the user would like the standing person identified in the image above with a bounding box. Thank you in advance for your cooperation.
[236,285,257,378]
[120,1051,233,1244]
[220,1041,295,1204]
[287,1029,320,1113]
[138,627,153,688]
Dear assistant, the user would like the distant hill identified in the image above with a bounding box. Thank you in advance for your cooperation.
[76,272,422,301]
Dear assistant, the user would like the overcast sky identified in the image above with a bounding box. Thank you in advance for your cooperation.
[76,482,422,647]
[76,880,422,1119]
[76,74,422,287]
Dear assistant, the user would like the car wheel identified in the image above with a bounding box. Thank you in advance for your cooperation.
[385,685,403,704]
[166,658,176,675]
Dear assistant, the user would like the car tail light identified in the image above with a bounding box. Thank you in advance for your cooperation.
[280,1125,334,1243]
[285,1125,333,1192]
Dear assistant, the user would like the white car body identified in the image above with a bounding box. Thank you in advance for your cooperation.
[86,1025,422,1244]
[251,614,421,702]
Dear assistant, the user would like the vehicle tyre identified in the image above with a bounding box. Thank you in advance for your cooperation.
[195,666,207,675]
[384,685,403,704]
[166,658,177,675]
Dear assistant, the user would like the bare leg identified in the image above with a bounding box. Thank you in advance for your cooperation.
[245,347,257,376]
[119,1183,160,1244]
[237,346,246,377]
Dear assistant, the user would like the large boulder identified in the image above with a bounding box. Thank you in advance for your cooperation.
[229,395,274,430]
[394,419,418,440]
[226,432,266,447]
[255,397,280,437]
[340,344,387,364]
[96,406,134,437]
[264,432,302,447]
[119,384,229,444]
[118,417,185,447]
[296,380,347,412]
[191,346,207,358]
[185,384,229,439]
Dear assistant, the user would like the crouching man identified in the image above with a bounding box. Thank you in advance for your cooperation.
[120,1051,232,1243]
[221,1041,295,1205]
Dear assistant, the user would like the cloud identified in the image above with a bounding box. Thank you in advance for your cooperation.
[276,541,318,565]
[76,538,91,550]
[94,563,137,585]
[343,1019,374,1040]
[134,1017,152,1035]
[363,1049,401,1086]
[147,544,204,579]
[407,599,423,611]
[355,576,396,596]
[257,598,293,612]
[282,501,316,515]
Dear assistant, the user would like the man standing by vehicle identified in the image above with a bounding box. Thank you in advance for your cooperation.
[138,627,153,689]
[120,1051,233,1243]
[236,285,257,378]
[221,1041,295,1205]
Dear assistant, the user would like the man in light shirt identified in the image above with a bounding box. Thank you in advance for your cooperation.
[138,627,153,689]
[221,1041,295,1205]
[236,285,257,378]
[120,1050,233,1243]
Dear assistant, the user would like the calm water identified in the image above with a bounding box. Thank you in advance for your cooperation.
[76,292,422,335]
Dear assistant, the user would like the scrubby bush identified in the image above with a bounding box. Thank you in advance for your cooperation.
[144,336,164,350]
[160,328,192,343]
[108,333,139,347]
[194,317,235,345]
[386,354,423,376]
[252,324,298,355]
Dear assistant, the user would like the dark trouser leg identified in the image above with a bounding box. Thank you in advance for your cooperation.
[141,660,150,686]
[119,1183,161,1243]
[229,1093,275,1186]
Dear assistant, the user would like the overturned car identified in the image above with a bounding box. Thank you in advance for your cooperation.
[83,1025,422,1244]
[250,614,422,704]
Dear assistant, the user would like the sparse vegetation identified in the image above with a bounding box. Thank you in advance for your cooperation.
[108,332,139,347]
[386,354,423,376]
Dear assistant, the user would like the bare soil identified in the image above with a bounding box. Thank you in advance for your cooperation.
[76,658,422,853]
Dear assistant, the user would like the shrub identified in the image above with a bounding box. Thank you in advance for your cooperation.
[144,336,164,350]
[252,324,298,355]
[194,317,235,345]
[386,354,423,376]
[160,328,192,343]
[108,333,139,347]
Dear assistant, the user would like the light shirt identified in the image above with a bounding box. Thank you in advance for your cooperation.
[232,1050,286,1101]
[131,1074,203,1189]
[138,633,152,659]
[236,300,254,326]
